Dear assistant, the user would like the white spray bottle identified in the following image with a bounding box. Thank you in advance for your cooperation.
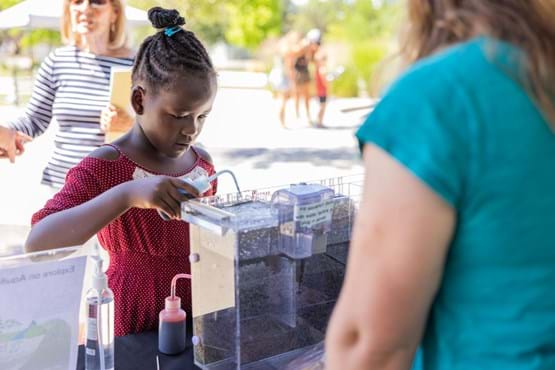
[158,169,241,220]
[85,256,115,370]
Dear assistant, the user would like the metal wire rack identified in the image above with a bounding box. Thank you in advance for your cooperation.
[198,174,364,209]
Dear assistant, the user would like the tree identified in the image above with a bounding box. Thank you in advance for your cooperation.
[323,0,401,96]
[287,0,345,34]
[0,0,20,9]
[128,0,283,49]
[0,0,61,57]
[224,0,282,49]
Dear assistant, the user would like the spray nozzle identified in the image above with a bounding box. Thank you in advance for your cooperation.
[159,169,242,221]
[91,255,107,291]
[93,257,103,275]
[165,273,192,310]
[181,170,241,197]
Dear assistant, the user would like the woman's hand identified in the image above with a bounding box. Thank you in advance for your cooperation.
[0,126,32,163]
[124,176,201,220]
[100,104,134,133]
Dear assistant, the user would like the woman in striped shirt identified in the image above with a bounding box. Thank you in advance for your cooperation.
[2,0,134,188]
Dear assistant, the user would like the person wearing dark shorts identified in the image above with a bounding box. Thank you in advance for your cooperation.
[311,30,327,127]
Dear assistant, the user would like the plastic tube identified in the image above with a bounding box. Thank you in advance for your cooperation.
[171,273,192,298]
[207,170,242,195]
[97,287,105,370]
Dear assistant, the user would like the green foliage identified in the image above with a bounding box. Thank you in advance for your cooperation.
[0,0,402,98]
[0,0,24,45]
[325,0,401,97]
[0,0,62,55]
[128,0,225,44]
[352,39,388,95]
[0,0,21,10]
[225,0,282,49]
[330,66,358,97]
[128,0,282,49]
[329,0,400,40]
[287,0,345,34]
[20,30,61,48]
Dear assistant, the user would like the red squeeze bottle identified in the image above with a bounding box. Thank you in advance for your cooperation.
[158,274,191,355]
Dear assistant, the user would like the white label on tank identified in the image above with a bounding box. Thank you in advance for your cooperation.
[87,317,98,341]
[293,199,335,228]
[86,347,96,356]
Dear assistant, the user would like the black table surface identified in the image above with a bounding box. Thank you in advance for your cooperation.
[76,330,201,370]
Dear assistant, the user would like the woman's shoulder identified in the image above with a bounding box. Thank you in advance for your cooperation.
[43,45,78,62]
[110,46,135,59]
[50,45,78,54]
[378,40,483,108]
[397,37,507,90]
[361,41,489,140]
[49,45,134,63]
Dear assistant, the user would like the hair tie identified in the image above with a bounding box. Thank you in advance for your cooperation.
[164,26,182,37]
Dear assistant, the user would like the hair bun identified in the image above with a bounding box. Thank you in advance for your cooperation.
[148,7,186,29]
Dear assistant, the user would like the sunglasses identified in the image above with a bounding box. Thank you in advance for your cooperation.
[69,0,109,8]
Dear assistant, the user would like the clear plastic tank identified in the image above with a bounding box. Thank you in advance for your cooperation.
[183,178,359,369]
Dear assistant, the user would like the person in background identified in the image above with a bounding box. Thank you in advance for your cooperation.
[25,7,218,337]
[307,29,328,128]
[326,0,555,369]
[0,126,31,163]
[0,0,134,189]
[290,31,319,126]
[269,31,300,128]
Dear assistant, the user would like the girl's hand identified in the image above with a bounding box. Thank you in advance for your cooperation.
[0,126,32,163]
[124,176,201,220]
[100,104,134,133]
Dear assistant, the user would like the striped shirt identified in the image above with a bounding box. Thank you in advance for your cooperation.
[9,45,134,188]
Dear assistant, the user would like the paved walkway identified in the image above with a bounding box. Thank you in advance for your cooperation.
[0,87,368,228]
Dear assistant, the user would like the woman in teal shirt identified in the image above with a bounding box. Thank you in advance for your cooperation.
[326,1,555,369]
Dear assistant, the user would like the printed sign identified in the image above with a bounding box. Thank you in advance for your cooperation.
[293,199,335,228]
[0,254,86,370]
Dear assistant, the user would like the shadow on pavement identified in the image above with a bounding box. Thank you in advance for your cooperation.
[315,124,361,130]
[216,147,359,170]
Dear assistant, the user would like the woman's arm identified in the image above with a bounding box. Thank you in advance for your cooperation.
[8,53,57,138]
[325,144,456,370]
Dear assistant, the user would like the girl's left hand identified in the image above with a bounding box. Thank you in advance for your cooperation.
[100,104,134,133]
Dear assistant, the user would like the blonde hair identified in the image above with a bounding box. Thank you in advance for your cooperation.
[399,0,555,125]
[61,0,127,50]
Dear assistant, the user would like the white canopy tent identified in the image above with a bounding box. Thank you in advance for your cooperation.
[0,0,149,30]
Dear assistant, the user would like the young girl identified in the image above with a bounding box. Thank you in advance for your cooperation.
[25,7,218,337]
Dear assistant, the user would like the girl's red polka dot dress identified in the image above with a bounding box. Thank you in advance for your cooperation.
[32,145,217,336]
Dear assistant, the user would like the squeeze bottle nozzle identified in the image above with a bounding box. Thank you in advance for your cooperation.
[158,169,241,221]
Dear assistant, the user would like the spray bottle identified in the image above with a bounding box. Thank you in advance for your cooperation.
[158,273,191,355]
[158,170,241,221]
[85,256,115,370]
